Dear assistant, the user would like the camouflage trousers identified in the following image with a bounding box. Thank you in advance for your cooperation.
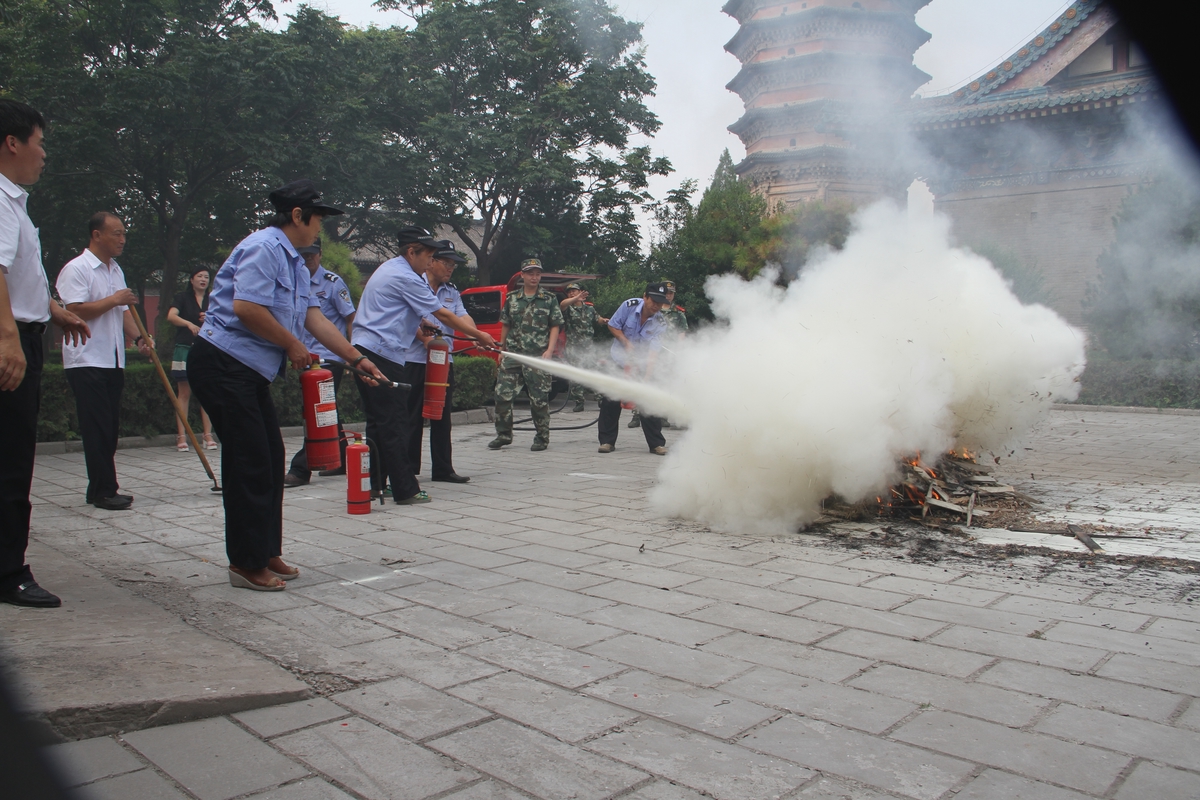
[494,358,552,444]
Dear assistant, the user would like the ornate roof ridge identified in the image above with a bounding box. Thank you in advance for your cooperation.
[949,0,1105,106]
[723,6,930,58]
[912,77,1156,124]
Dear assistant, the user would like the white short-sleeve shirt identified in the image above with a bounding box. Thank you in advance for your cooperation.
[0,172,51,323]
[57,248,129,369]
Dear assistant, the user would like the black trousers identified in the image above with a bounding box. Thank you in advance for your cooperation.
[65,367,124,502]
[404,362,457,477]
[289,362,347,479]
[598,398,665,450]
[0,330,42,591]
[187,339,284,571]
[354,348,419,501]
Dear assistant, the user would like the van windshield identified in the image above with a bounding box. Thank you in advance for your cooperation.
[462,291,502,325]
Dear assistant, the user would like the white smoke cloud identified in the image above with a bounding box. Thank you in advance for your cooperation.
[647,201,1087,535]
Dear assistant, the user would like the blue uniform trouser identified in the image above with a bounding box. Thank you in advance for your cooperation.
[188,339,284,571]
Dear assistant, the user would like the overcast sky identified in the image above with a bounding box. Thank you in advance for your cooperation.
[304,0,1071,208]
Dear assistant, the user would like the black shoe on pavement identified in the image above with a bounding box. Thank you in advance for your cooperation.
[283,473,308,488]
[318,466,346,477]
[93,495,132,510]
[432,473,471,483]
[0,581,61,608]
[530,441,548,452]
[627,416,640,428]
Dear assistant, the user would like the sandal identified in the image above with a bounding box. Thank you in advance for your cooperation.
[268,557,300,581]
[203,433,218,450]
[228,567,285,592]
[176,434,189,452]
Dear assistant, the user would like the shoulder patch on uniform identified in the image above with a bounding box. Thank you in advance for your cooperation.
[338,287,351,303]
[625,298,639,307]
[447,282,457,290]
[324,272,341,282]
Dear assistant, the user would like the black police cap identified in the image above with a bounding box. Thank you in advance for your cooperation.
[645,281,670,302]
[432,239,468,264]
[268,179,344,216]
[397,226,439,249]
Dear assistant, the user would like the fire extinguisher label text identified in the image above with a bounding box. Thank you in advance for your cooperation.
[314,402,338,428]
[360,451,370,472]
[318,380,336,403]
[429,349,448,365]
[360,477,372,492]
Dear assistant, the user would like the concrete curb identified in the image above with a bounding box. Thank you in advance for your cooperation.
[1052,403,1200,417]
[34,407,496,455]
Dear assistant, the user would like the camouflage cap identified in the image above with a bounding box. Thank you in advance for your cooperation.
[565,282,583,291]
[520,258,543,272]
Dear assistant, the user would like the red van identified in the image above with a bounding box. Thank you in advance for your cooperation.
[457,272,602,362]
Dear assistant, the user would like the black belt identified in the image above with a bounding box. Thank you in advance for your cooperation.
[16,321,47,335]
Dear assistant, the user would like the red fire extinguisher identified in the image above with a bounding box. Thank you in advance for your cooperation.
[423,333,451,420]
[300,357,341,472]
[346,433,371,515]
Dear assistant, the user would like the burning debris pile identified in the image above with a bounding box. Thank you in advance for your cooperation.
[823,452,1035,529]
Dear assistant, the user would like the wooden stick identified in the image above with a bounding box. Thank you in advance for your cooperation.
[129,307,221,492]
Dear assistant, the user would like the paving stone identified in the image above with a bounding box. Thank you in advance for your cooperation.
[244,779,359,799]
[265,605,395,648]
[1178,698,1200,731]
[46,736,145,787]
[977,660,1183,721]
[752,559,878,585]
[991,595,1152,631]
[848,664,1049,727]
[1042,621,1200,666]
[465,634,625,688]
[836,559,968,584]
[1144,616,1200,644]
[430,718,646,800]
[122,717,310,800]
[334,676,492,740]
[474,603,621,648]
[439,781,531,799]
[1095,652,1200,695]
[318,561,426,591]
[586,718,812,800]
[675,577,808,613]
[953,770,1093,800]
[659,542,776,567]
[448,671,638,742]
[493,560,612,590]
[583,578,714,615]
[388,580,516,617]
[580,560,702,590]
[82,768,192,800]
[582,542,692,567]
[890,710,1129,795]
[685,602,840,644]
[775,576,909,611]
[719,667,917,734]
[740,715,974,800]
[484,579,615,615]
[949,574,1097,604]
[423,542,526,570]
[703,631,872,682]
[584,633,747,687]
[670,559,793,588]
[370,605,506,650]
[289,581,411,617]
[792,775,907,799]
[345,636,501,688]
[1036,704,1200,771]
[233,698,350,738]
[929,625,1108,671]
[893,597,1046,637]
[405,560,518,591]
[862,575,1003,607]
[819,629,994,678]
[584,669,775,738]
[1113,761,1200,800]
[276,717,476,800]
[581,603,728,647]
[622,781,710,799]
[497,543,608,569]
[793,599,946,640]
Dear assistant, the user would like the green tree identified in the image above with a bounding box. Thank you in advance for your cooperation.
[379,0,672,285]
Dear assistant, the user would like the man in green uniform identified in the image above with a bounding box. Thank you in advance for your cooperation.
[559,282,608,412]
[489,259,564,451]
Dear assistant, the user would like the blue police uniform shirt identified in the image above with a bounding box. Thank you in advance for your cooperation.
[198,227,319,381]
[301,264,356,362]
[402,280,467,365]
[608,297,666,368]
[351,255,443,366]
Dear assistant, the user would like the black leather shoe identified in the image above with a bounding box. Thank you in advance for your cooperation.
[283,473,309,488]
[318,466,346,477]
[93,495,132,510]
[432,473,470,483]
[0,581,62,608]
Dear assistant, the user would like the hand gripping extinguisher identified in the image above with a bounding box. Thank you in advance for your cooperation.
[422,333,452,420]
[346,433,371,515]
[300,357,342,472]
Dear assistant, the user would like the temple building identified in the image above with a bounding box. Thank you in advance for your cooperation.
[723,0,1167,325]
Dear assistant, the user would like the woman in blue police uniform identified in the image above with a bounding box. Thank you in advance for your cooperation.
[188,180,384,592]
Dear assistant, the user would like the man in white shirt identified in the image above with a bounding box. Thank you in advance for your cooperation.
[57,212,153,510]
[0,100,90,607]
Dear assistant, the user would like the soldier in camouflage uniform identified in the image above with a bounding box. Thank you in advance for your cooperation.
[559,282,608,412]
[489,259,565,451]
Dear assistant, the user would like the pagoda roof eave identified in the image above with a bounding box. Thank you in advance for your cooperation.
[911,75,1158,125]
[724,7,931,60]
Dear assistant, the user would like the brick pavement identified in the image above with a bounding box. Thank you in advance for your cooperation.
[20,406,1200,799]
